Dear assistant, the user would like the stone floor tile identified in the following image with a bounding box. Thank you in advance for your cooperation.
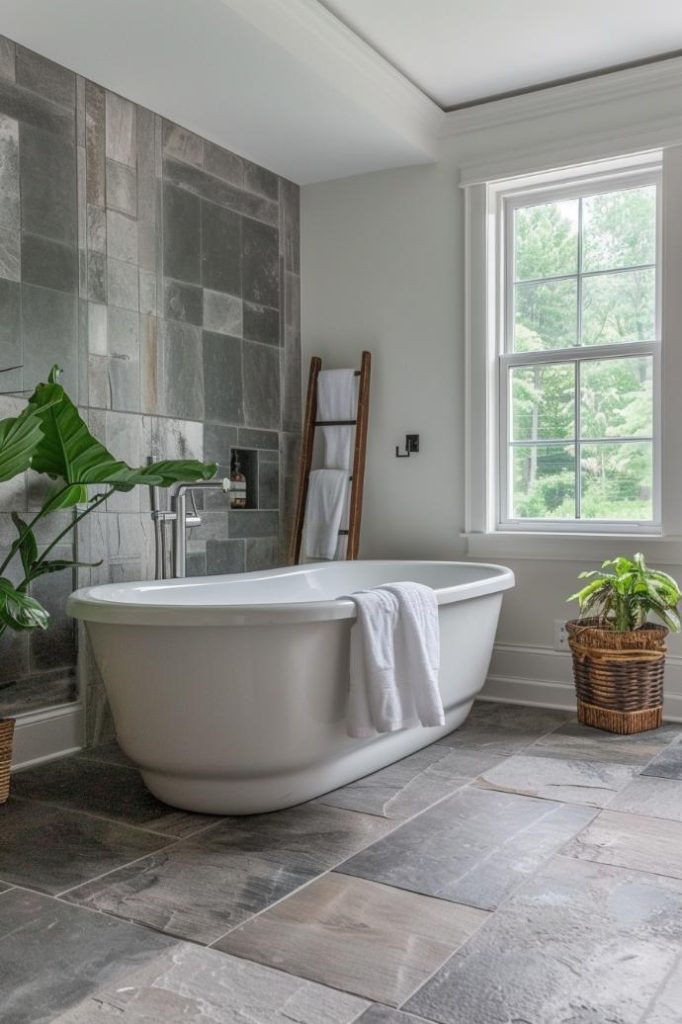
[438,701,572,754]
[608,775,682,822]
[0,797,170,894]
[529,720,682,765]
[317,745,504,820]
[646,954,682,1024]
[405,856,682,1024]
[337,785,596,910]
[10,756,219,837]
[642,739,682,780]
[0,887,175,1024]
[64,803,392,944]
[478,752,638,806]
[564,809,682,879]
[356,1009,433,1024]
[76,739,135,768]
[50,942,369,1024]
[216,873,487,1007]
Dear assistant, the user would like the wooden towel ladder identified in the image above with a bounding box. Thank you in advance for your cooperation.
[289,351,371,564]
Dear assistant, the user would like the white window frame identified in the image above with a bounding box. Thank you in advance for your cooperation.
[461,149,682,558]
[498,168,662,533]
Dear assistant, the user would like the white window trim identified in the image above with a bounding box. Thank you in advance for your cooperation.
[463,146,682,561]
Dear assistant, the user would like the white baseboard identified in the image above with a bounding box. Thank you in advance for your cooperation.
[11,702,84,771]
[481,642,682,722]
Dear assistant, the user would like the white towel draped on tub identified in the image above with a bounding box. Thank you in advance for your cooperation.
[317,368,358,470]
[347,581,444,738]
[302,469,348,561]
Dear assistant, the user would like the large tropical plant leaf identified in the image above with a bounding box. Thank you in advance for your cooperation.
[0,384,61,482]
[10,512,38,578]
[0,577,49,631]
[27,367,215,508]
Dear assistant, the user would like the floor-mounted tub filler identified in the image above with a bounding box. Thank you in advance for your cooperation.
[68,561,514,814]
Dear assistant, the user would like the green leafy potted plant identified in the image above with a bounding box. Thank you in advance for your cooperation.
[0,367,216,802]
[566,553,681,734]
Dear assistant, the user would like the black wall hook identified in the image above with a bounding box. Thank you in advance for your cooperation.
[396,434,420,458]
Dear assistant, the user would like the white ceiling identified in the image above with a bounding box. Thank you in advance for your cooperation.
[1,0,681,184]
[321,0,682,108]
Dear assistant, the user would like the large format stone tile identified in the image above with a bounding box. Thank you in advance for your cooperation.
[242,217,280,307]
[243,338,280,429]
[319,745,504,820]
[52,942,368,1024]
[10,756,218,837]
[405,856,682,1024]
[64,803,392,944]
[338,786,596,910]
[217,873,487,1007]
[164,157,278,227]
[438,701,572,754]
[162,182,200,284]
[642,739,682,780]
[20,121,76,246]
[564,808,682,879]
[356,1010,432,1024]
[478,752,638,806]
[0,797,170,894]
[608,774,682,822]
[0,887,175,1024]
[529,719,682,765]
[647,955,682,1024]
[201,200,241,295]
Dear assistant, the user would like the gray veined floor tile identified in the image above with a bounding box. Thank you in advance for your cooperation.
[10,756,220,837]
[356,1009,433,1024]
[0,797,170,894]
[0,880,13,893]
[564,808,682,880]
[608,774,682,822]
[78,738,136,768]
[0,887,176,1024]
[337,785,596,910]
[63,802,393,944]
[647,954,682,1024]
[318,744,505,820]
[437,700,572,754]
[405,856,682,1024]
[477,752,639,806]
[217,872,487,1007]
[51,942,369,1024]
[642,738,682,780]
[529,719,682,765]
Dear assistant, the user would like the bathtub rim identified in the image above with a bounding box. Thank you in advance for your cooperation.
[67,560,514,627]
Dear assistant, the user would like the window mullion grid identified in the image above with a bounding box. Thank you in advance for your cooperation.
[575,360,581,521]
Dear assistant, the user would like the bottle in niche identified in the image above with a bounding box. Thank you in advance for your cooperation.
[230,452,247,509]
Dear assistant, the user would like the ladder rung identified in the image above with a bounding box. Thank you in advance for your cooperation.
[338,529,349,536]
[314,419,357,426]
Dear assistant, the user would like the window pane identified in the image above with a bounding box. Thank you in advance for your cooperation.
[514,200,578,281]
[510,445,576,519]
[514,279,577,351]
[582,186,656,273]
[580,442,653,520]
[511,364,575,441]
[581,268,655,345]
[580,357,653,439]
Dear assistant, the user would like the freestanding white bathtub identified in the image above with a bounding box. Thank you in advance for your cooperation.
[68,560,514,814]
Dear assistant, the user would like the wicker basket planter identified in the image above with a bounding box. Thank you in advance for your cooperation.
[0,717,14,804]
[566,619,667,734]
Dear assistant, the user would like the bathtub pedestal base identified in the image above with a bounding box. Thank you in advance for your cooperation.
[140,702,472,815]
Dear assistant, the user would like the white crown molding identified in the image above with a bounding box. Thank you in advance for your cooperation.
[441,56,682,139]
[221,0,442,155]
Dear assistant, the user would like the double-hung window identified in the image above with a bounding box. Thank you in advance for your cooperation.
[498,167,660,532]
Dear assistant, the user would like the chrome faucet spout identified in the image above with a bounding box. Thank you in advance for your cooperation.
[152,477,232,579]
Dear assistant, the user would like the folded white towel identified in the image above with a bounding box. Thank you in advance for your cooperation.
[347,582,443,738]
[317,368,358,470]
[302,469,348,561]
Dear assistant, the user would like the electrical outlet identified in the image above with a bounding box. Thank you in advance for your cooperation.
[554,619,569,651]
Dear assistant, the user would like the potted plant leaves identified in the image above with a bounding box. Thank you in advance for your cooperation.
[0,367,216,802]
[566,553,681,734]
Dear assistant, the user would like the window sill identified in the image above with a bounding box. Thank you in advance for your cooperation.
[463,531,682,564]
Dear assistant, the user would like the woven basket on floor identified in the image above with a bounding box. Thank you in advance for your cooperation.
[566,619,667,734]
[0,718,14,804]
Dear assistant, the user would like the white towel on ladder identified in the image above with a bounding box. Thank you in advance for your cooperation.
[302,469,348,561]
[317,368,358,470]
[346,582,443,737]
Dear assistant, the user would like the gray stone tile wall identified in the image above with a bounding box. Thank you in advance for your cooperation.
[0,34,301,733]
